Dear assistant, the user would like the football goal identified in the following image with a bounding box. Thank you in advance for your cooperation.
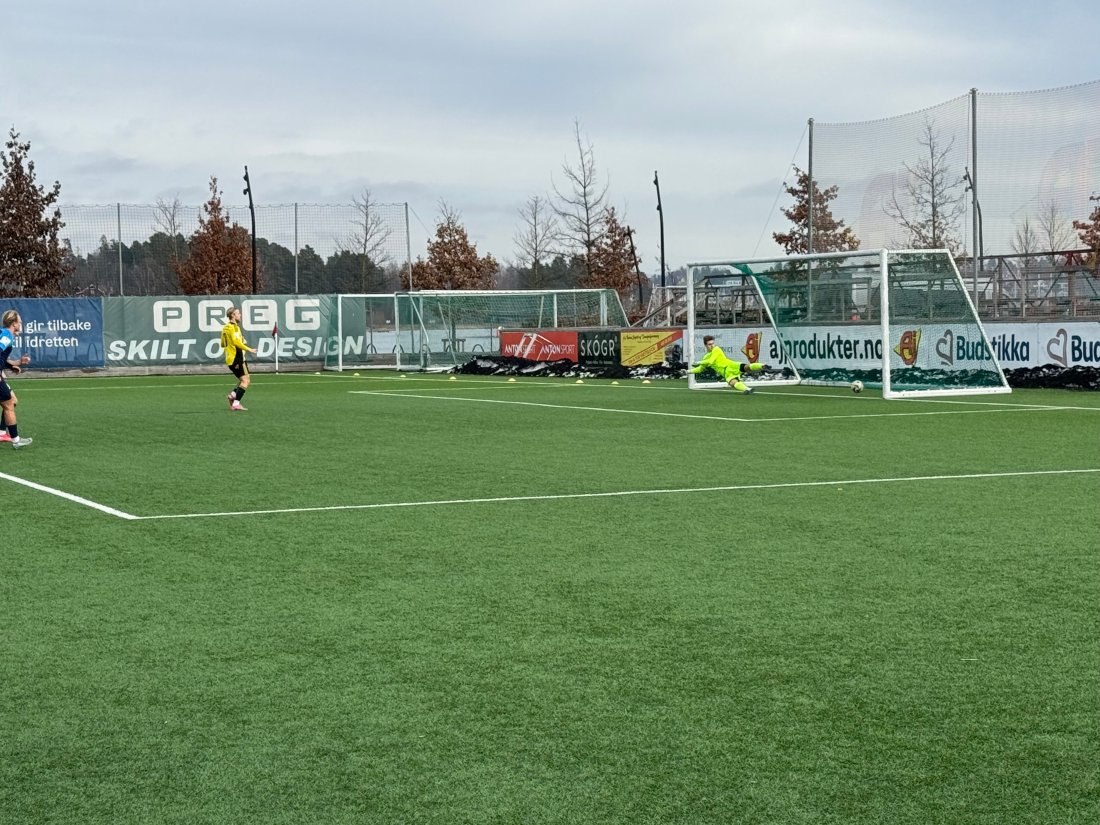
[686,249,1010,398]
[324,289,629,371]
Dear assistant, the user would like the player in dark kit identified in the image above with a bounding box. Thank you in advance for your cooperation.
[0,310,33,448]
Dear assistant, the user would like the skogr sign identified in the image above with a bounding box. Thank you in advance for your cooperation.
[578,331,620,368]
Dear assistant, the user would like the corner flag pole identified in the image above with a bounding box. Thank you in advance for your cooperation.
[272,323,279,374]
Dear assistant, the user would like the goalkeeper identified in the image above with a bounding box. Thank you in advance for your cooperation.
[690,335,769,394]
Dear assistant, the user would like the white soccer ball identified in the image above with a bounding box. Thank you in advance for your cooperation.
[851,380,864,393]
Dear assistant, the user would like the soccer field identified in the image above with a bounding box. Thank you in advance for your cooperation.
[2,372,1098,824]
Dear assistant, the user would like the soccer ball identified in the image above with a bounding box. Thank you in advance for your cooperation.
[851,380,864,393]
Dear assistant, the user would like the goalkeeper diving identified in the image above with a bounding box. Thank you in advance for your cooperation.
[690,335,774,394]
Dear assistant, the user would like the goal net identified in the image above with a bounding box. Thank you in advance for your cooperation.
[686,249,1010,398]
[324,289,629,371]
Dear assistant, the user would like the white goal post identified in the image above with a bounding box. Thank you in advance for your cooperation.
[686,249,1011,398]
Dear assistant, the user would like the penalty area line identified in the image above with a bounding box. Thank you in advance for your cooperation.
[0,471,140,520]
[132,468,1100,521]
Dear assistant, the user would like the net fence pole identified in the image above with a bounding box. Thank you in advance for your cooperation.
[970,88,979,307]
[294,202,299,294]
[117,203,123,296]
[404,203,413,290]
[878,249,891,392]
[807,118,814,254]
[685,266,694,388]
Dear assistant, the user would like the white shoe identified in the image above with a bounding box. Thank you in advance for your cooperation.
[12,437,32,449]
[231,402,247,411]
[227,392,236,409]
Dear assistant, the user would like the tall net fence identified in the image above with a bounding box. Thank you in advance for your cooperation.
[58,202,411,296]
[811,81,1100,262]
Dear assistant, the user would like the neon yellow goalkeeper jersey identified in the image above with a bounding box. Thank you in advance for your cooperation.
[691,344,742,380]
[220,322,249,366]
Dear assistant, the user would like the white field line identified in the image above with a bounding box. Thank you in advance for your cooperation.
[349,389,1068,423]
[365,380,1100,412]
[0,471,139,520]
[133,468,1100,521]
[7,465,1096,522]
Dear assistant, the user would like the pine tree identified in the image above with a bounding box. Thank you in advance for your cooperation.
[773,167,860,254]
[175,177,256,294]
[0,128,72,295]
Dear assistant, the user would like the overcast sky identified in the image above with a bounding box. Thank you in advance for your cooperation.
[5,0,1097,272]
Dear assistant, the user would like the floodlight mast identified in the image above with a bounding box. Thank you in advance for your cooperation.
[653,171,666,288]
[243,166,257,293]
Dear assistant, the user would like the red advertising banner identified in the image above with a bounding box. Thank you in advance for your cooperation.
[500,330,579,361]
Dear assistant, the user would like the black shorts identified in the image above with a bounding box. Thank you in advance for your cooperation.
[0,378,10,403]
[228,353,249,380]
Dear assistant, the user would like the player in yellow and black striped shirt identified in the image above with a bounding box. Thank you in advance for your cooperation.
[221,306,256,411]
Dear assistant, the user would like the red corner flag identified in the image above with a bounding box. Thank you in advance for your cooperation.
[272,323,279,336]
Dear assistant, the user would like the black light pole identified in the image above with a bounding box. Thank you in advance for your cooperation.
[625,226,644,313]
[653,171,666,288]
[964,168,984,262]
[243,165,257,293]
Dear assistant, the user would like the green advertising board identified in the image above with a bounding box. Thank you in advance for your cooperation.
[102,295,337,367]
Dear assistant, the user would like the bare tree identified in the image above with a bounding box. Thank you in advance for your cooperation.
[154,196,184,240]
[552,120,608,281]
[341,188,393,265]
[884,120,967,255]
[333,188,394,293]
[1036,199,1076,262]
[513,195,560,289]
[1011,215,1039,267]
[119,196,187,295]
[155,195,185,266]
